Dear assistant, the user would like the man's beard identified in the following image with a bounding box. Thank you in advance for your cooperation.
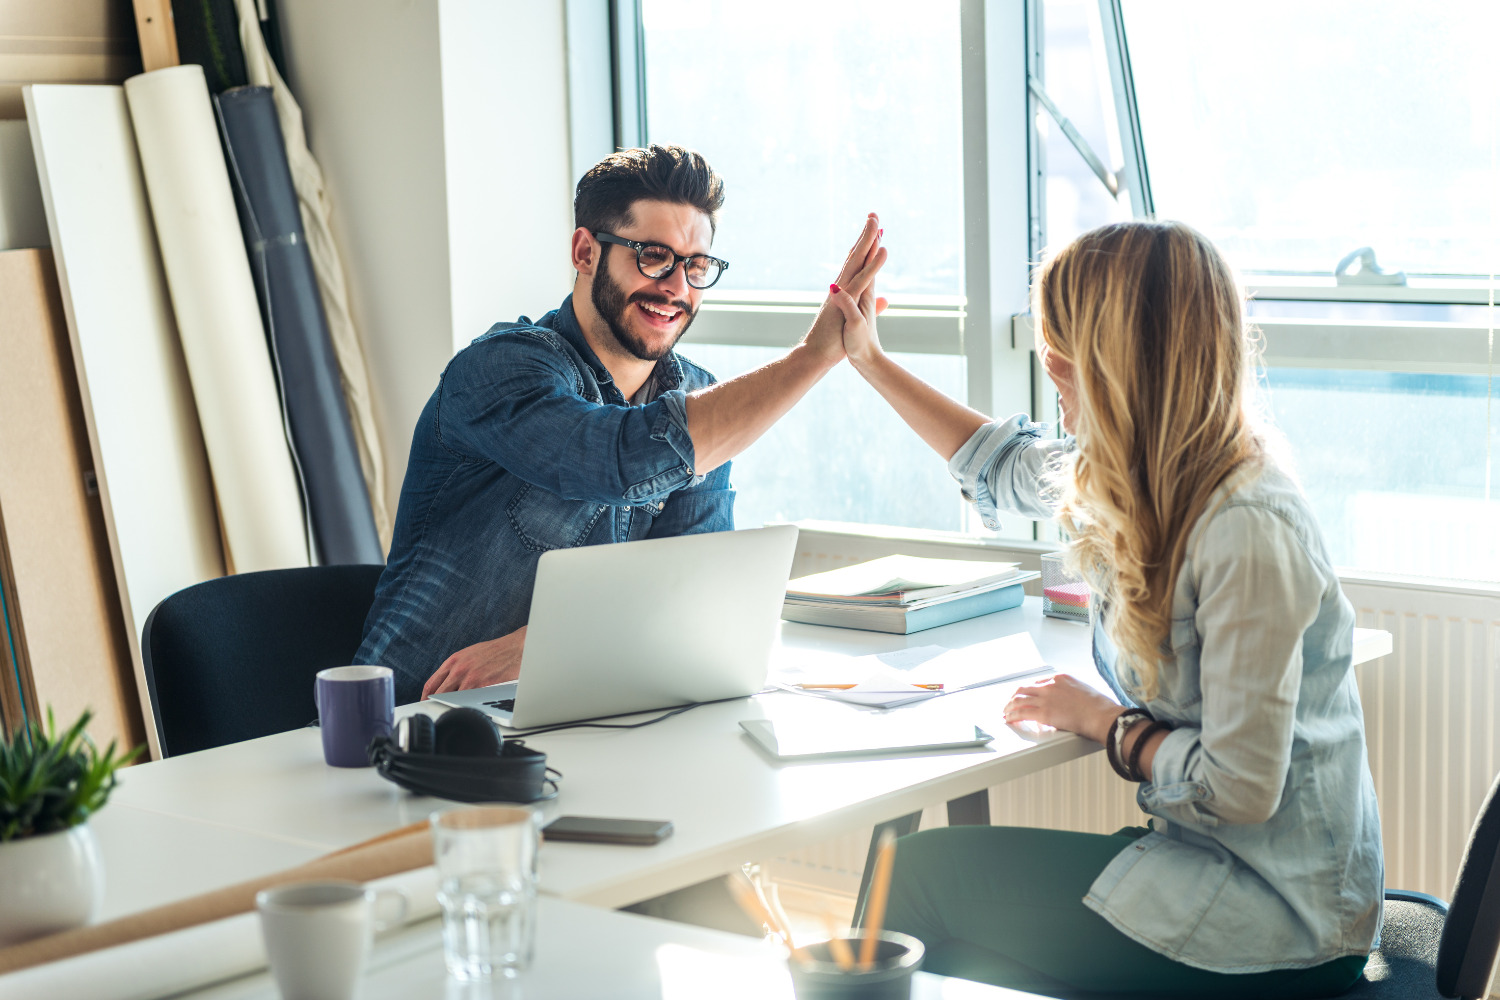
[590,258,696,363]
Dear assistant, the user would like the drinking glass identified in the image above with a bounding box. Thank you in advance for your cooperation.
[431,805,539,980]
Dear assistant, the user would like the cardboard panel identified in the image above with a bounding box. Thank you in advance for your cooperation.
[0,249,144,753]
[25,84,226,757]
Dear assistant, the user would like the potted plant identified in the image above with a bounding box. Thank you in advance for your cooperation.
[0,708,140,946]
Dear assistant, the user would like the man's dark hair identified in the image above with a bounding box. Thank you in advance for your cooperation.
[574,144,725,239]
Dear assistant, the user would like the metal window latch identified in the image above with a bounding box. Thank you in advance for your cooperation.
[1335,247,1407,286]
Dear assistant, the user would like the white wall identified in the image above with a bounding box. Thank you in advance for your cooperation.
[277,0,576,514]
[439,0,576,350]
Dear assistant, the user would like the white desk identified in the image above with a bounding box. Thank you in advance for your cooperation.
[109,599,1392,909]
[10,600,1390,1000]
[184,897,1037,1000]
[113,600,1102,909]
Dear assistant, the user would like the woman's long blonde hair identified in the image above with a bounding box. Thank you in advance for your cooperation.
[1035,221,1261,699]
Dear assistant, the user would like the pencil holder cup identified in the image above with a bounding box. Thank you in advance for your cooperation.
[1040,551,1090,625]
[788,931,924,999]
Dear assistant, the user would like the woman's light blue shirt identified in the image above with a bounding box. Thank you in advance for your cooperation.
[950,415,1384,974]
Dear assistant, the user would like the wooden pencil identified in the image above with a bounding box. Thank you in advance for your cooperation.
[858,829,898,970]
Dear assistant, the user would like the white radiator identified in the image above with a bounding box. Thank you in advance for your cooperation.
[769,526,1500,915]
[1343,577,1500,901]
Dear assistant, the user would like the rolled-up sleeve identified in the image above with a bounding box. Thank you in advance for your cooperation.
[437,333,700,506]
[1140,504,1326,828]
[946,414,1072,528]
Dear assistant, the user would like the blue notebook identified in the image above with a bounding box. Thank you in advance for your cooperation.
[780,580,1030,634]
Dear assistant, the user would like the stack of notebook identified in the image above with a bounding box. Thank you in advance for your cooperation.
[782,555,1039,634]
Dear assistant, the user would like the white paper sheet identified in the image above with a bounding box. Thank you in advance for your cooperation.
[775,633,1052,708]
[124,64,311,573]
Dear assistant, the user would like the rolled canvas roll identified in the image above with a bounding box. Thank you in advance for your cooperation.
[0,858,440,1000]
[124,64,311,573]
[230,0,393,550]
[216,86,383,566]
[0,829,435,976]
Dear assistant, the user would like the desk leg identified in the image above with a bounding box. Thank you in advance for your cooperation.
[945,789,990,827]
[854,811,921,927]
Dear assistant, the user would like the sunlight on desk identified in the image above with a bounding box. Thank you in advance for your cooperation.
[655,942,791,1000]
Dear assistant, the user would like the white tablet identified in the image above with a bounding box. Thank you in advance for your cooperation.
[738,717,994,760]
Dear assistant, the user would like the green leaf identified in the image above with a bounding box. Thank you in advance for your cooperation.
[0,705,143,843]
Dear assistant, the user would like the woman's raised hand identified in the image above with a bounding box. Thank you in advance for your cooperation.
[827,232,888,370]
[803,215,888,363]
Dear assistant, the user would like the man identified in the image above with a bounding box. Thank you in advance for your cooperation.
[356,144,884,705]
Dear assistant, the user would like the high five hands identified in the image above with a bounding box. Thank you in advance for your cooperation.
[804,214,889,364]
[825,214,889,369]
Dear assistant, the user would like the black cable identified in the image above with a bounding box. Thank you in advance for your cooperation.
[503,696,739,739]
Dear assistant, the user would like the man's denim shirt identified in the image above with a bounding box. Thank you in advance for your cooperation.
[357,297,734,704]
[951,415,1383,974]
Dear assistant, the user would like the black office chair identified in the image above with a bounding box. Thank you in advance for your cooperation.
[141,564,385,757]
[1345,766,1500,998]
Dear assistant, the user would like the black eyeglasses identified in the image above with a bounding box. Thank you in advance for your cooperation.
[593,232,729,289]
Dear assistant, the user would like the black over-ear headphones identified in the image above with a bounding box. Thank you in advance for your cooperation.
[367,707,559,803]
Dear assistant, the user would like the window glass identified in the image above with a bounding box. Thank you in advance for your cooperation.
[1121,0,1500,276]
[642,0,964,296]
[1261,368,1500,582]
[683,344,971,532]
[1041,0,1131,250]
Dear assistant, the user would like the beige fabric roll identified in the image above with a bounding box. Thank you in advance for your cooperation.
[0,861,440,1000]
[231,0,393,551]
[0,830,433,975]
[124,64,311,573]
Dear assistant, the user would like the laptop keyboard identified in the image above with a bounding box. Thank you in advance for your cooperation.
[483,698,516,713]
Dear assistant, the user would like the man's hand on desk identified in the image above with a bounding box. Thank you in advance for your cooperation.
[423,625,527,698]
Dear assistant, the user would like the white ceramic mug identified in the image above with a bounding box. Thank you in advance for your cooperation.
[256,880,407,1000]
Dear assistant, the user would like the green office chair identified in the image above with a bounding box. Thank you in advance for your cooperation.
[856,768,1500,999]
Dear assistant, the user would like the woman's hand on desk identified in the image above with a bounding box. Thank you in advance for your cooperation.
[422,625,527,698]
[1003,674,1121,745]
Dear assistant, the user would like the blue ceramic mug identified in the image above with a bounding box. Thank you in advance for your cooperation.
[315,666,394,767]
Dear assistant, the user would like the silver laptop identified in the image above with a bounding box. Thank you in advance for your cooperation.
[431,524,799,729]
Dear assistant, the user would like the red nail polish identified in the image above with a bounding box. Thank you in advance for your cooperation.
[878,229,883,237]
[829,282,841,294]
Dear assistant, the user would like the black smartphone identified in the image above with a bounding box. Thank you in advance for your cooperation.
[542,815,674,845]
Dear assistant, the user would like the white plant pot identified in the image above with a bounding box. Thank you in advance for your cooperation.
[0,823,104,945]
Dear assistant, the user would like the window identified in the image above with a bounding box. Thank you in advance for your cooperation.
[1088,0,1500,582]
[1120,0,1500,276]
[1037,0,1132,250]
[595,0,1500,581]
[637,0,978,533]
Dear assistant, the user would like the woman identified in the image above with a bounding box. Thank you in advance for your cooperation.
[828,220,1382,998]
